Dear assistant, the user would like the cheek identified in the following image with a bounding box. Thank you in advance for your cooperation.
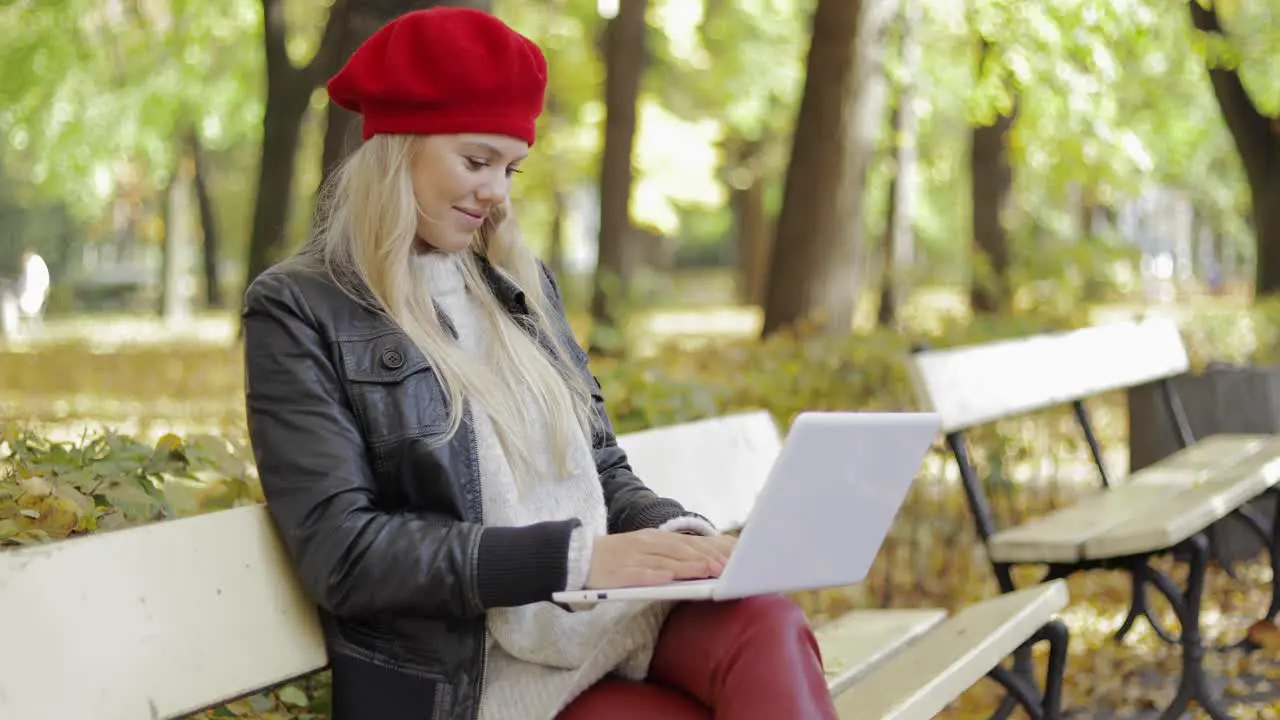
[446,168,482,202]
[409,167,432,208]
[417,166,476,207]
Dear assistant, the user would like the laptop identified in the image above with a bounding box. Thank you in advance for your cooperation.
[552,411,941,605]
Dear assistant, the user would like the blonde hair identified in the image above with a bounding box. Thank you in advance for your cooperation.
[302,134,598,484]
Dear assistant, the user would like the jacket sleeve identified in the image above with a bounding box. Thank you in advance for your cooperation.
[537,262,714,534]
[242,270,578,619]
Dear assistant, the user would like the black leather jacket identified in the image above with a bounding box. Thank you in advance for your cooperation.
[242,253,701,720]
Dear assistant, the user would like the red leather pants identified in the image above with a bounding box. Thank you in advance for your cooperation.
[557,594,838,720]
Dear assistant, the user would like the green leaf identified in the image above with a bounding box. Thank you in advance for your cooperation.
[0,518,23,540]
[277,685,310,708]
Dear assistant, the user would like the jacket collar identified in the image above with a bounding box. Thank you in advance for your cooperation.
[473,252,530,316]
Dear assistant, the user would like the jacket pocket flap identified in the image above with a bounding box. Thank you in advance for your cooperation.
[340,333,433,383]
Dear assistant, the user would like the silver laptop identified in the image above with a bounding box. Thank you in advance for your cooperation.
[552,411,941,605]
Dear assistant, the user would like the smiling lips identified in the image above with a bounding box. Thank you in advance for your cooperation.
[454,207,486,227]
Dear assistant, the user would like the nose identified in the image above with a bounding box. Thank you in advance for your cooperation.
[474,171,509,206]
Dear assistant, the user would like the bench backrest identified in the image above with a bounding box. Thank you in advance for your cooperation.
[0,504,326,720]
[909,317,1189,433]
[617,410,782,532]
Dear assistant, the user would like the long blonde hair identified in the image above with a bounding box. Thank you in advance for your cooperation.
[302,134,599,484]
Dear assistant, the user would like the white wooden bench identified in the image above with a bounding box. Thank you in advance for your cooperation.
[909,317,1280,720]
[618,410,1071,719]
[0,412,1069,720]
[0,504,326,720]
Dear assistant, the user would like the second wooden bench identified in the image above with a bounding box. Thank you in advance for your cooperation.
[619,410,1071,719]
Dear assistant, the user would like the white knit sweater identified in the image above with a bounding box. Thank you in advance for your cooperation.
[417,253,715,720]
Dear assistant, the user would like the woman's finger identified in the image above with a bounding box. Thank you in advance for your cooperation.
[634,542,718,580]
[675,535,728,568]
[706,534,738,559]
[619,566,677,587]
[661,556,719,581]
[685,534,735,562]
[643,530,709,563]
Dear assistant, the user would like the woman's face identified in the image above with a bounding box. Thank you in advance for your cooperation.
[410,133,528,253]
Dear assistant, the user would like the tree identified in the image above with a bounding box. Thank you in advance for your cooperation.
[675,0,808,306]
[760,0,895,336]
[241,0,351,300]
[877,0,921,327]
[589,0,649,354]
[969,37,1016,314]
[1189,0,1280,295]
[0,0,263,311]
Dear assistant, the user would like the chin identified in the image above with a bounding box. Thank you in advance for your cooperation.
[419,233,473,254]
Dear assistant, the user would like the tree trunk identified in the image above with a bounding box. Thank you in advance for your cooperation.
[163,154,195,327]
[319,91,362,192]
[244,86,314,290]
[544,88,569,282]
[733,178,770,306]
[547,188,566,279]
[877,0,920,327]
[241,0,351,308]
[724,137,771,306]
[760,0,894,336]
[188,130,222,308]
[319,0,404,188]
[1189,1,1280,296]
[968,111,1015,313]
[589,0,648,355]
[876,124,903,325]
[968,40,1015,315]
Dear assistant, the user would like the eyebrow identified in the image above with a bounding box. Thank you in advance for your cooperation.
[461,141,527,163]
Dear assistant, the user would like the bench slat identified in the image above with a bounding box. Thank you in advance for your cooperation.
[833,581,1069,720]
[909,318,1188,433]
[988,436,1280,563]
[1127,433,1276,486]
[816,609,947,695]
[988,483,1169,563]
[0,505,326,720]
[1084,441,1280,559]
[617,410,781,532]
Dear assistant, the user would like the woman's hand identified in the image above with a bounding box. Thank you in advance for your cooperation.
[585,529,738,589]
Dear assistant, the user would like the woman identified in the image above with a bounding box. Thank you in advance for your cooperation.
[242,7,838,720]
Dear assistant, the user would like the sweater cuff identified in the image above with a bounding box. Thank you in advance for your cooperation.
[657,515,719,536]
[620,497,693,533]
[564,525,594,591]
[477,519,580,608]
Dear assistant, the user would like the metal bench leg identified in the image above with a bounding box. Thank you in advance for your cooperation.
[1115,565,1180,645]
[987,665,1045,720]
[1158,533,1231,720]
[1038,618,1069,719]
[1267,488,1280,622]
[984,619,1069,720]
[986,646,1031,720]
[1218,489,1280,652]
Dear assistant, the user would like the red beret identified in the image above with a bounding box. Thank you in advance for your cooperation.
[326,7,547,146]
